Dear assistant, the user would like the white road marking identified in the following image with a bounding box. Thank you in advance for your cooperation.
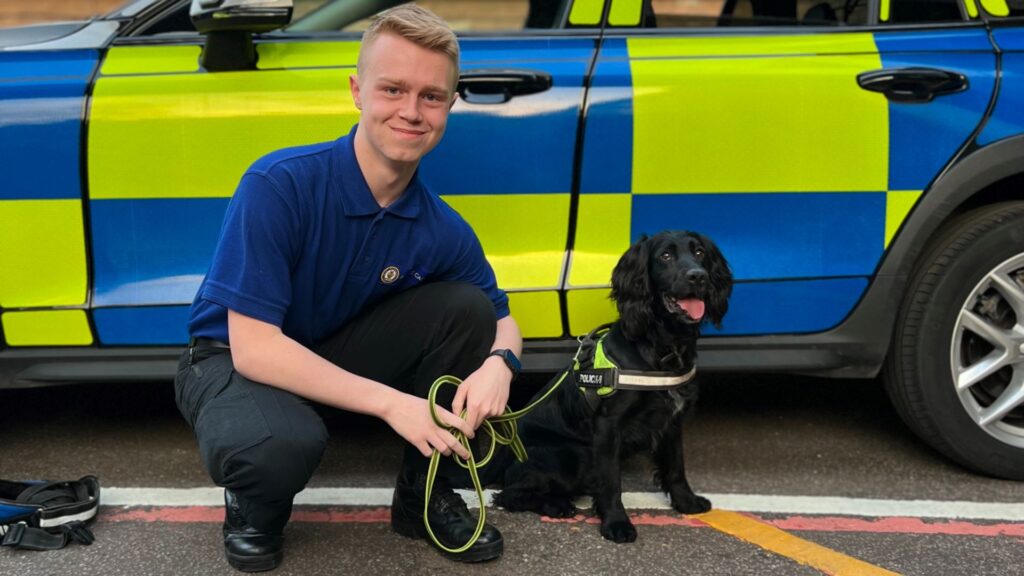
[100,487,1024,521]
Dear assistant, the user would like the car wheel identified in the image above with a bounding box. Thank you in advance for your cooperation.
[885,201,1024,479]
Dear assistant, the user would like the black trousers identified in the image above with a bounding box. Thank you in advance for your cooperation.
[174,282,497,533]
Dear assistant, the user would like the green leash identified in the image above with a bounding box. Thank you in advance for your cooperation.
[422,368,572,554]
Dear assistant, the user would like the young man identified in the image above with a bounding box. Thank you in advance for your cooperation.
[175,4,521,571]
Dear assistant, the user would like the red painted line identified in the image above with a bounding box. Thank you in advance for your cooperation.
[104,506,225,523]
[100,506,1024,538]
[291,508,391,524]
[102,506,391,524]
[541,511,1024,538]
[542,513,705,527]
[769,515,1024,537]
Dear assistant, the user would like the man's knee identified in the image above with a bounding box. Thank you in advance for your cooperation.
[232,429,328,500]
[219,430,326,534]
[429,281,495,335]
[197,392,327,498]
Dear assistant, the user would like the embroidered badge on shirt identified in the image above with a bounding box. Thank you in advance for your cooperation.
[381,266,400,284]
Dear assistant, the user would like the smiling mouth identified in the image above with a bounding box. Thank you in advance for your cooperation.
[391,126,426,138]
[663,294,705,323]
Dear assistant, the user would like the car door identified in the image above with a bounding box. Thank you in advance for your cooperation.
[567,0,995,336]
[0,49,95,348]
[84,0,601,345]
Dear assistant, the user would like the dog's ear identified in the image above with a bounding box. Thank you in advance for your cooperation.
[610,234,655,340]
[696,233,733,328]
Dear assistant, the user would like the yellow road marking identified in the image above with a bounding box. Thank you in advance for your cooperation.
[695,509,901,576]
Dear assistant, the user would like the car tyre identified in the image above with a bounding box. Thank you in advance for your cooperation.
[885,201,1024,479]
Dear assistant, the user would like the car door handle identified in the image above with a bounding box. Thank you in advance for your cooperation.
[856,67,968,103]
[457,69,553,104]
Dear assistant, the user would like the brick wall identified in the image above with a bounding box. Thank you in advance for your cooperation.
[0,0,126,28]
[0,0,533,30]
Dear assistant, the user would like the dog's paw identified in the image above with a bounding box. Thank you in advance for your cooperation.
[671,493,712,515]
[600,519,637,543]
[540,498,577,519]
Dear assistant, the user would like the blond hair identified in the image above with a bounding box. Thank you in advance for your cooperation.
[358,3,460,89]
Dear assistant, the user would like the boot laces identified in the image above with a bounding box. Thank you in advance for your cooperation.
[433,489,469,514]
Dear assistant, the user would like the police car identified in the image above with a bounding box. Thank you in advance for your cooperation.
[1,0,1023,480]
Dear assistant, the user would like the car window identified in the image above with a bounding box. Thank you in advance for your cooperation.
[289,0,571,32]
[132,0,194,35]
[637,0,868,28]
[884,0,963,23]
[1005,0,1024,15]
[134,0,572,36]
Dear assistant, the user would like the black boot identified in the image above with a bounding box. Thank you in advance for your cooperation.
[390,471,503,562]
[223,490,284,572]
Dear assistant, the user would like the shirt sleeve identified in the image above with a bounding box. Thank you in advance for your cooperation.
[441,219,511,321]
[197,172,301,328]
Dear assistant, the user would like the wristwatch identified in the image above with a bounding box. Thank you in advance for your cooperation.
[488,349,521,380]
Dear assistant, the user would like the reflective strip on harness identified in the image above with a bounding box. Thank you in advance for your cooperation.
[575,328,696,397]
[618,365,696,389]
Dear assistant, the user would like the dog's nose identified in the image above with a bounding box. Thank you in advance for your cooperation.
[686,269,708,289]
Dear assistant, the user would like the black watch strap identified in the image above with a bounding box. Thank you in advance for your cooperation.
[488,349,521,378]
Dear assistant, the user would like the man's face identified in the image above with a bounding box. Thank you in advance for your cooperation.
[350,32,457,168]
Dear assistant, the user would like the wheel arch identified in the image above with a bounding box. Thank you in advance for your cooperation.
[790,135,1024,379]
[883,135,1024,287]
[863,135,1024,365]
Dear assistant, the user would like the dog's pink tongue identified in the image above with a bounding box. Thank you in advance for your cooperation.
[678,298,705,320]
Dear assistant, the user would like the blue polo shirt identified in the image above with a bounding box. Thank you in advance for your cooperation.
[188,125,509,347]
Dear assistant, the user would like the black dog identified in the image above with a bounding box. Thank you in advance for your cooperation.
[493,231,732,543]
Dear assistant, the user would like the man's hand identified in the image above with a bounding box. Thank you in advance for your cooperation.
[451,356,513,431]
[382,392,474,459]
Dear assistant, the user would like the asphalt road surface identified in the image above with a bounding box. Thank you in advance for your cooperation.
[1,373,1022,575]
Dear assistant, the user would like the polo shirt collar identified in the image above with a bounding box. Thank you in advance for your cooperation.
[333,124,423,219]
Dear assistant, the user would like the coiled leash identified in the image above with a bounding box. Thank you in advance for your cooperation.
[421,346,582,554]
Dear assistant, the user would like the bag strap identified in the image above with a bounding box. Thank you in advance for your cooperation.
[2,521,94,550]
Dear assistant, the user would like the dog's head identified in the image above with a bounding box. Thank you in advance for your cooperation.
[610,231,733,341]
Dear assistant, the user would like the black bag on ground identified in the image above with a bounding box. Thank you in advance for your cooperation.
[0,476,99,550]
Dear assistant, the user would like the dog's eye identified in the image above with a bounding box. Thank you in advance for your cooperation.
[694,248,706,260]
[659,251,673,261]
